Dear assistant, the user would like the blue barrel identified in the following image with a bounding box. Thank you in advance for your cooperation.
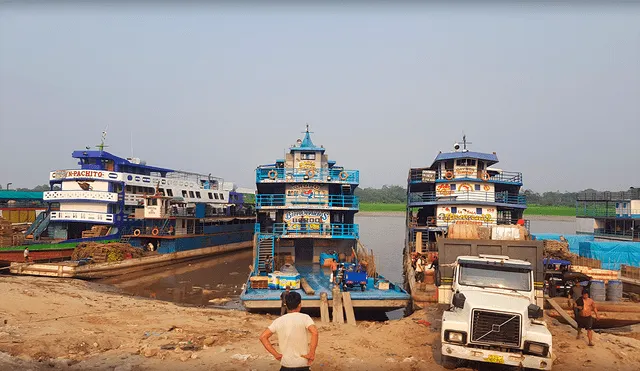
[606,280,623,302]
[589,280,606,302]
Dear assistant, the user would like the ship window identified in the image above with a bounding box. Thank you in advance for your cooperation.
[476,208,482,214]
[182,190,188,197]
[450,184,456,190]
[159,188,165,196]
[214,193,219,200]
[301,152,316,160]
[616,203,619,208]
[456,159,477,167]
[189,191,195,198]
[167,189,173,197]
[208,192,213,199]
[196,191,201,198]
[182,220,185,228]
[475,184,481,191]
[220,193,225,200]
[451,207,458,214]
[126,186,132,192]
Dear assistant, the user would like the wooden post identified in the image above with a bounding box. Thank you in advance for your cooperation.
[545,297,578,329]
[342,292,356,326]
[332,286,344,324]
[301,278,315,295]
[320,292,330,323]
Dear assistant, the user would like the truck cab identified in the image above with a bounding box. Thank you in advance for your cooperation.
[441,255,553,370]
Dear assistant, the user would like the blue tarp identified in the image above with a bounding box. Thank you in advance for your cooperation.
[532,234,595,254]
[578,241,640,270]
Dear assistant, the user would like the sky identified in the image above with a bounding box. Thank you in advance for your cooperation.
[1,3,639,192]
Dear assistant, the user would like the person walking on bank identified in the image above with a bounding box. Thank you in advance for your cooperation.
[570,280,583,319]
[260,292,319,371]
[280,285,291,316]
[576,290,599,346]
[23,247,29,262]
[415,254,425,284]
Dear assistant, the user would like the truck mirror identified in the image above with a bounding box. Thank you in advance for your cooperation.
[528,304,543,319]
[452,292,466,309]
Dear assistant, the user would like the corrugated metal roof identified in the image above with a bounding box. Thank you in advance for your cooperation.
[432,151,499,166]
[0,191,44,200]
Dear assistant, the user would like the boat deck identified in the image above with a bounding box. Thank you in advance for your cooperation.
[241,264,410,310]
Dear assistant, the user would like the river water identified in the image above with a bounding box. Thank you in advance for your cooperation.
[110,215,576,308]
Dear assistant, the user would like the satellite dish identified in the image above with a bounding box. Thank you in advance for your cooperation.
[453,143,461,151]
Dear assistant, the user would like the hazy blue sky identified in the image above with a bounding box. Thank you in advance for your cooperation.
[1,4,638,192]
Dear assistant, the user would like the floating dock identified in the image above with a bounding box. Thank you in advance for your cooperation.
[10,241,251,279]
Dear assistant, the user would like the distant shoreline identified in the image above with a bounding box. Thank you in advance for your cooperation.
[358,211,576,222]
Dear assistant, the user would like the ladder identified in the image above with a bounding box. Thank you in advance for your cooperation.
[256,234,275,274]
[31,213,51,240]
[341,184,351,195]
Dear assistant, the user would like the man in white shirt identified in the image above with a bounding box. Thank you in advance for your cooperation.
[415,255,425,283]
[260,292,319,371]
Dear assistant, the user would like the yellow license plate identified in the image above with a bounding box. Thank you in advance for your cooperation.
[486,355,504,364]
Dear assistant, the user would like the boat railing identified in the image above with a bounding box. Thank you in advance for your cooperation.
[593,228,639,240]
[577,190,640,202]
[271,222,359,238]
[411,218,530,231]
[575,208,640,218]
[256,168,359,183]
[409,169,522,184]
[408,191,526,205]
[255,194,359,209]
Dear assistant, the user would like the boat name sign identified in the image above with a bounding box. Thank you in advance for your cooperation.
[284,210,329,223]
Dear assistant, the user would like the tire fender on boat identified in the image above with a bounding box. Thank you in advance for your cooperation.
[481,171,490,181]
[151,227,159,236]
[267,170,277,180]
[306,169,315,178]
[133,229,141,236]
[445,171,453,180]
[339,171,349,181]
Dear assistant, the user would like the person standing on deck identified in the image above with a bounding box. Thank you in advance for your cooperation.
[260,292,319,371]
[280,286,291,316]
[23,247,29,262]
[576,290,599,346]
[415,255,425,284]
[329,259,339,285]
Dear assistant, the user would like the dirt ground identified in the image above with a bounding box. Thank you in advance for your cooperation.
[1,276,640,371]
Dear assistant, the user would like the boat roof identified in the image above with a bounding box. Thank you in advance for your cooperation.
[289,127,325,153]
[431,151,499,167]
[0,191,43,200]
[72,150,175,174]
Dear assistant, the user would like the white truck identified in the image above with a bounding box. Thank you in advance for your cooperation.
[440,255,553,370]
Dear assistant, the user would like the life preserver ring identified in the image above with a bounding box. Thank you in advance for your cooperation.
[445,171,454,180]
[481,171,490,181]
[306,169,315,178]
[267,170,277,180]
[151,227,159,236]
[339,171,349,181]
[133,229,141,236]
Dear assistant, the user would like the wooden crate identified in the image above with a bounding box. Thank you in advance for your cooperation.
[249,276,268,289]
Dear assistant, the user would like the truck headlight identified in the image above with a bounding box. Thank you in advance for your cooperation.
[444,330,467,344]
[524,341,549,357]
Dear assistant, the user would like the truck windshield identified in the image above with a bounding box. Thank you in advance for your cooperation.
[459,263,531,291]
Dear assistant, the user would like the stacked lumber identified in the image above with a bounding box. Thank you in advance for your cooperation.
[569,255,601,269]
[448,224,480,239]
[478,226,492,240]
[543,240,574,260]
[572,265,619,283]
[81,225,110,238]
[71,242,144,263]
[621,265,640,280]
[0,217,15,247]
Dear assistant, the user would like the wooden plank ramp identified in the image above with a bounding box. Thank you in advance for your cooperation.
[332,286,344,324]
[301,278,315,295]
[342,292,356,326]
[320,292,330,323]
[545,297,577,329]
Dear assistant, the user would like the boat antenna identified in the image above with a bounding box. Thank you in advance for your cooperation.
[130,130,134,158]
[97,126,109,153]
[462,132,472,152]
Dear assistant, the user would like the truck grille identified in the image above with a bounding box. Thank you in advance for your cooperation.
[471,310,521,347]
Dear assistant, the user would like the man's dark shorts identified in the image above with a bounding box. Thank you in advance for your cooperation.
[415,271,424,282]
[280,367,310,371]
[578,316,593,330]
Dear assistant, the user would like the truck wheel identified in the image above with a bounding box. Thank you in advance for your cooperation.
[441,355,458,370]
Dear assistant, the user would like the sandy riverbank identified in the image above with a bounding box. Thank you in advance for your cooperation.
[1,276,639,370]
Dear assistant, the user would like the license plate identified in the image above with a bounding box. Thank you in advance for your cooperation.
[486,355,504,364]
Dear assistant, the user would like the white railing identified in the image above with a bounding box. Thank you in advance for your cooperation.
[44,190,118,202]
[50,211,114,223]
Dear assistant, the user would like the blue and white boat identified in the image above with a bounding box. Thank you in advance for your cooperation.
[241,126,409,314]
[14,133,255,261]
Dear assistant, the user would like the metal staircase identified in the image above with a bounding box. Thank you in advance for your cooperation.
[341,184,351,195]
[26,212,47,237]
[256,234,275,274]
[28,213,50,240]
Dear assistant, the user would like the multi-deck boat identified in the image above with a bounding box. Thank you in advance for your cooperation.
[403,137,531,306]
[1,134,254,263]
[241,127,409,314]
